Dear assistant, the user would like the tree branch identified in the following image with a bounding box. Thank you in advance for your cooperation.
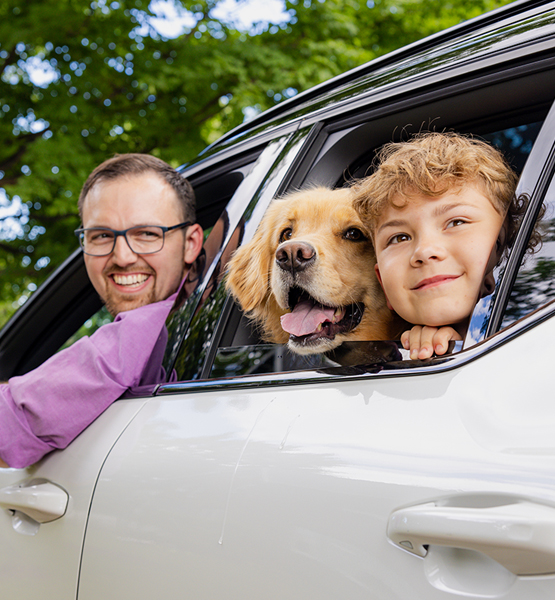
[192,93,225,125]
[0,47,18,76]
[0,128,50,172]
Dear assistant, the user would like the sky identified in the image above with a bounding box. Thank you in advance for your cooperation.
[150,0,290,36]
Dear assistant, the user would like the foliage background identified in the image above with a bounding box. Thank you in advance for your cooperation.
[0,0,514,326]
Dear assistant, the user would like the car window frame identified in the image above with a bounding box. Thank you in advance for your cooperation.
[470,94,555,340]
[158,55,555,390]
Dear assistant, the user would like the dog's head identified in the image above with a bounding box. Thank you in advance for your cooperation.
[226,187,400,354]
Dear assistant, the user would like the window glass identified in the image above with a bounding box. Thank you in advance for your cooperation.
[163,131,310,382]
[502,174,555,328]
[58,305,113,352]
[481,123,543,176]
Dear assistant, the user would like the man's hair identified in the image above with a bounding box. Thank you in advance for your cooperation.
[79,153,196,222]
[352,132,534,254]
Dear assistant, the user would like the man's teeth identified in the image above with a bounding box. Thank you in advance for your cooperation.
[112,273,149,287]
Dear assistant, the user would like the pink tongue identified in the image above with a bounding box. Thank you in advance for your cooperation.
[280,300,337,337]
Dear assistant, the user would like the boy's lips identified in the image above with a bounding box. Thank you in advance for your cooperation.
[412,274,461,291]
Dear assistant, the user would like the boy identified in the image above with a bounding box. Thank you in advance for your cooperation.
[352,132,528,360]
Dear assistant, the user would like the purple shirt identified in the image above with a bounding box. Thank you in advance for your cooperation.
[0,294,175,469]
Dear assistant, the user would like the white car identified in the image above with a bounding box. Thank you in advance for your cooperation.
[2,1,555,598]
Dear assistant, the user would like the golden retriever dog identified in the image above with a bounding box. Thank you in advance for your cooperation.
[226,187,405,354]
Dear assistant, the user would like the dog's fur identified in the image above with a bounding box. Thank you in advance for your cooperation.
[226,187,405,354]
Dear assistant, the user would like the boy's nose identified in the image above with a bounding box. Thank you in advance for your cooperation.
[111,235,139,266]
[410,235,447,266]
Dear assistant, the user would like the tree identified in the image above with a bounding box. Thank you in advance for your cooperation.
[0,0,514,325]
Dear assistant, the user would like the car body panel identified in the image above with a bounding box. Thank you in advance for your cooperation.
[0,399,147,598]
[78,313,555,599]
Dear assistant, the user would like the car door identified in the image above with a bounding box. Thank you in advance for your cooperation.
[75,68,555,600]
[0,399,149,599]
[0,134,302,600]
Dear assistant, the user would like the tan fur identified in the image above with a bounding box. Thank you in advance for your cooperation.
[226,187,405,352]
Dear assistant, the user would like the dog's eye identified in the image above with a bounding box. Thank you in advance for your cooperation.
[344,228,367,242]
[280,228,293,243]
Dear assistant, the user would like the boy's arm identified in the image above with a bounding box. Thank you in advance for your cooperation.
[0,295,174,469]
[401,325,462,360]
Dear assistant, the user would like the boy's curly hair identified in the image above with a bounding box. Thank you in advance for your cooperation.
[352,132,539,255]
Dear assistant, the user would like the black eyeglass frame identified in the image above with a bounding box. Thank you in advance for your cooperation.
[74,221,193,256]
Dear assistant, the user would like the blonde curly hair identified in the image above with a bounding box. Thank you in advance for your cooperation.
[352,132,534,254]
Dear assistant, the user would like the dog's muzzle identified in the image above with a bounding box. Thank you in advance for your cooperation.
[275,241,316,275]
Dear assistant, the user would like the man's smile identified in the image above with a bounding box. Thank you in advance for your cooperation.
[109,272,152,289]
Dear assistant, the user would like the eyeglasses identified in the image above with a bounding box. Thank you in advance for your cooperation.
[75,222,192,256]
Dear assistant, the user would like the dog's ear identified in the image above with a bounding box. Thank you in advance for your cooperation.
[225,206,279,313]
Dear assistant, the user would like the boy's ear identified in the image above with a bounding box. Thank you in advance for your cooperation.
[480,271,496,298]
[374,264,394,311]
[495,217,510,258]
[480,225,506,299]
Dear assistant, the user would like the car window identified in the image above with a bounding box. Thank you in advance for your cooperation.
[205,125,544,378]
[501,173,555,328]
[162,131,312,382]
[163,55,555,384]
[58,305,114,351]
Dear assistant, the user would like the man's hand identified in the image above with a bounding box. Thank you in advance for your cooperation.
[0,458,9,468]
[401,325,463,360]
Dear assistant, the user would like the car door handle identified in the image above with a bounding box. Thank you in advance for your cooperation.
[387,498,555,576]
[0,478,69,523]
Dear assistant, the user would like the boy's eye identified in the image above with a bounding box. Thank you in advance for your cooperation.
[386,233,411,246]
[447,218,468,228]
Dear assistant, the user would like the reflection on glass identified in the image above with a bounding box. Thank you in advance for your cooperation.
[465,122,544,343]
[58,305,113,352]
[210,340,462,380]
[502,197,555,328]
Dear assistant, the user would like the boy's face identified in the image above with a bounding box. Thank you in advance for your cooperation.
[373,184,505,332]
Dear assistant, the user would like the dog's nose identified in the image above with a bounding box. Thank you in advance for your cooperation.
[276,241,316,273]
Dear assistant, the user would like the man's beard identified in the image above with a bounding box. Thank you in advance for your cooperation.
[103,284,159,317]
[100,252,186,316]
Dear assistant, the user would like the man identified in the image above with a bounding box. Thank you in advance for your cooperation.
[78,153,203,316]
[0,154,203,468]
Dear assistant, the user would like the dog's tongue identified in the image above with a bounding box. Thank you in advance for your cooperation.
[280,300,338,337]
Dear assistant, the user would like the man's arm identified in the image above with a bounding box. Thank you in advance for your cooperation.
[0,295,174,469]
